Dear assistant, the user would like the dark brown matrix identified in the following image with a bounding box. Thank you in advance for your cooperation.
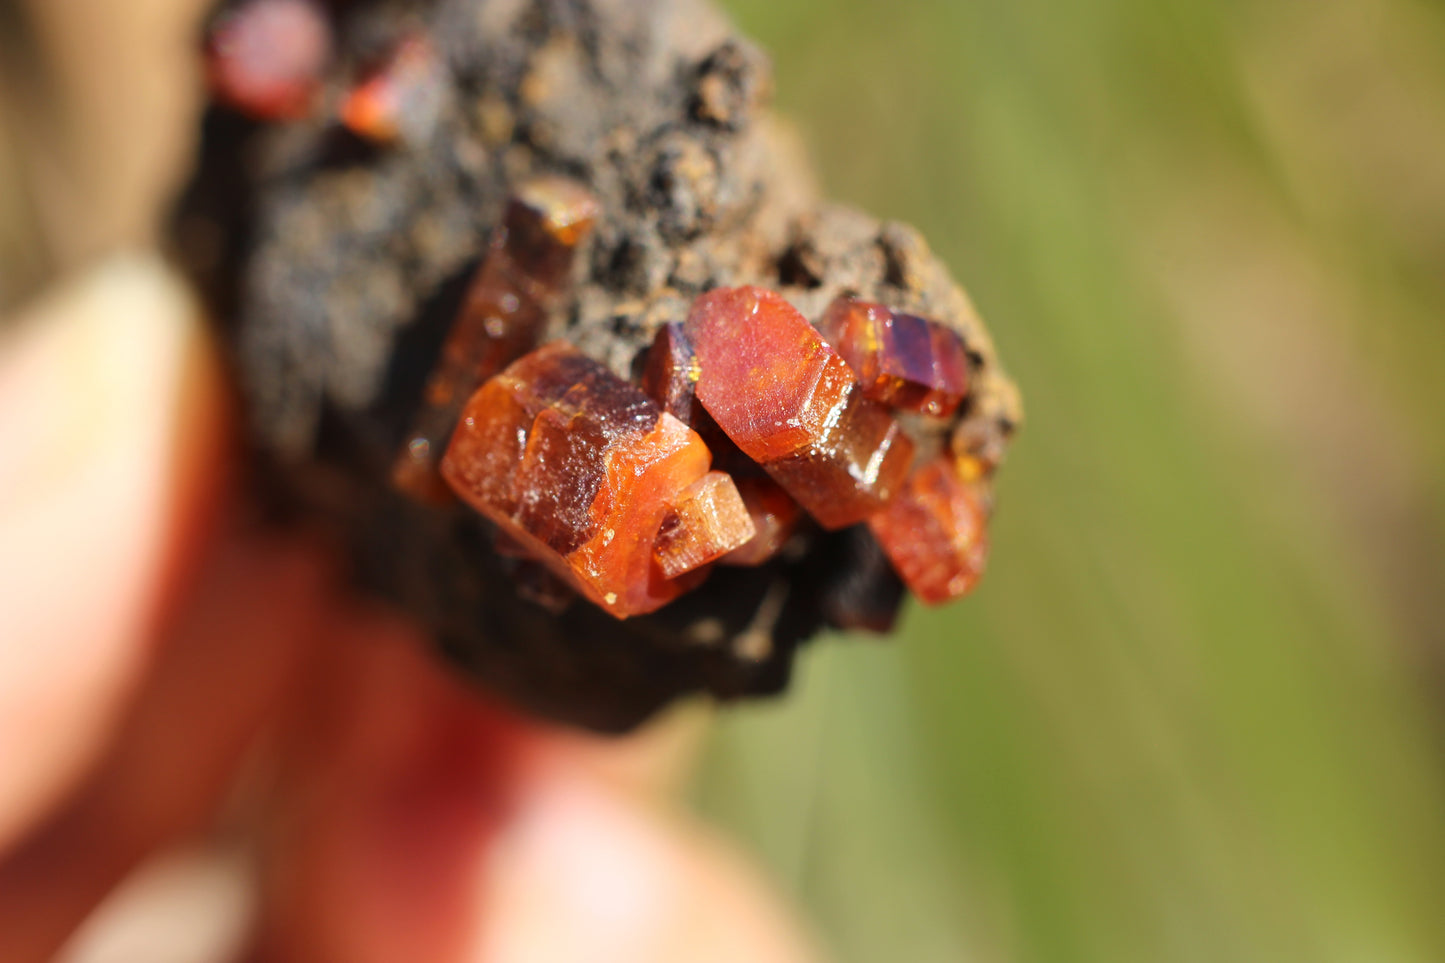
[176,0,1021,731]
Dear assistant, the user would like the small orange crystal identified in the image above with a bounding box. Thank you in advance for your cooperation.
[639,322,701,425]
[867,455,989,604]
[205,0,330,121]
[685,286,915,529]
[442,343,725,617]
[653,471,756,579]
[818,297,971,418]
[340,35,444,145]
[393,178,599,501]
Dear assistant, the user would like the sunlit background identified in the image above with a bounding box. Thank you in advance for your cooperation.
[4,0,1445,960]
[697,0,1445,960]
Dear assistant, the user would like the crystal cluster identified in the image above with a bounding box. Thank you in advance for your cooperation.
[440,343,754,617]
[415,220,995,619]
[189,0,1021,729]
[818,297,971,418]
[684,287,916,531]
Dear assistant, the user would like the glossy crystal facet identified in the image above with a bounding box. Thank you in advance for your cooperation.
[867,455,989,604]
[685,286,915,529]
[392,178,599,501]
[441,343,718,617]
[818,297,970,418]
[653,471,756,579]
[639,322,701,425]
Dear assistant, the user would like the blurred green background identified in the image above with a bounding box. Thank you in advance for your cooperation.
[696,0,1445,960]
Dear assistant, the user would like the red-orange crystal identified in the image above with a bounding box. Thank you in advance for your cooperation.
[685,286,915,529]
[393,178,600,501]
[639,323,701,425]
[653,471,755,579]
[818,297,970,418]
[205,0,330,121]
[441,343,719,618]
[867,456,989,604]
[340,35,444,144]
[720,477,801,566]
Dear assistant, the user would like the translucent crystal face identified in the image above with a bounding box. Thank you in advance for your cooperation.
[819,296,972,419]
[684,287,916,529]
[653,472,756,579]
[868,455,989,604]
[719,477,801,568]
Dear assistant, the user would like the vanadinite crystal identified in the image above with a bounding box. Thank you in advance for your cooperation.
[639,322,702,425]
[392,177,600,501]
[205,0,331,121]
[818,297,971,418]
[867,455,989,604]
[639,322,801,567]
[340,35,445,145]
[440,343,752,617]
[654,471,755,579]
[685,286,915,530]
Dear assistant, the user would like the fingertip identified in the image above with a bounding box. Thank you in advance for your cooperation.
[0,531,337,963]
[475,769,817,963]
[0,253,229,850]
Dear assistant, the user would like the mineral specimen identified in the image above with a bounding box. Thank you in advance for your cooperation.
[867,455,990,604]
[181,0,1023,731]
[685,286,915,529]
[340,35,445,145]
[392,177,600,501]
[204,0,330,121]
[441,342,741,617]
[818,296,971,418]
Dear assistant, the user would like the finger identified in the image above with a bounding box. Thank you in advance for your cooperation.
[0,529,333,963]
[0,254,227,851]
[543,704,712,802]
[248,625,816,963]
[471,760,819,963]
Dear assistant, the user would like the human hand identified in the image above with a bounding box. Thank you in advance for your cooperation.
[0,256,815,962]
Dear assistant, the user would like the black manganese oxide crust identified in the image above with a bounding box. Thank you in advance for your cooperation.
[173,0,1021,732]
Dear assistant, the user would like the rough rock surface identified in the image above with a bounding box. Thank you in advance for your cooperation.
[174,0,1021,731]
